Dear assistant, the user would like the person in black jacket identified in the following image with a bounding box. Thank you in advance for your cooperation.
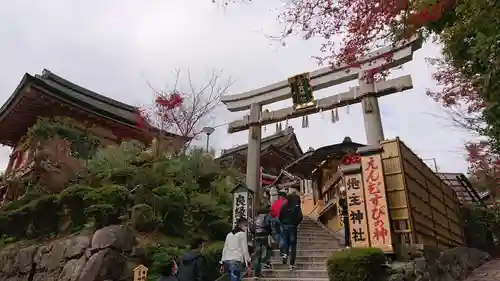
[251,207,272,277]
[279,191,303,270]
[176,238,207,281]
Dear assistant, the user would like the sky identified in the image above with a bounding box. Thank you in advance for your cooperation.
[0,0,478,174]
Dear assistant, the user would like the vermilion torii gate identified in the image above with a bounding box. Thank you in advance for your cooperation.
[221,37,422,206]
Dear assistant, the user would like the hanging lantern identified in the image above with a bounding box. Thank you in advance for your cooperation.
[289,72,316,111]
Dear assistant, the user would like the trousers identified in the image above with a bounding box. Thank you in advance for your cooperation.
[280,224,298,265]
[223,260,243,281]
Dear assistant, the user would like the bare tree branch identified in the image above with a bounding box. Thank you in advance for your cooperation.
[141,69,234,152]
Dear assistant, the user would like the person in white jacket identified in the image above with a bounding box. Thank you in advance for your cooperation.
[220,217,251,281]
[269,186,278,205]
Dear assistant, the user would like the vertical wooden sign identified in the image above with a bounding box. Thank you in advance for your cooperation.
[344,173,370,248]
[361,153,393,253]
[133,264,148,281]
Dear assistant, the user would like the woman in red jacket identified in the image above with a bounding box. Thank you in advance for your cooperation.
[269,190,287,248]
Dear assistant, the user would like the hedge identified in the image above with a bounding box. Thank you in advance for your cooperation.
[327,248,386,281]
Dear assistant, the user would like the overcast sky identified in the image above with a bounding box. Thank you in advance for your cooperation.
[0,0,478,173]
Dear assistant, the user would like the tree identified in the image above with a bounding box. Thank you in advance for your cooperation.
[138,69,233,151]
[421,2,500,194]
[276,0,455,66]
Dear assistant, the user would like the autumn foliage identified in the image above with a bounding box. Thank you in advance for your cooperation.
[136,69,232,149]
[135,92,184,135]
[279,0,455,66]
[278,0,499,191]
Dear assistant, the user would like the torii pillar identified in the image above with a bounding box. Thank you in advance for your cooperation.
[246,103,262,209]
[360,72,385,145]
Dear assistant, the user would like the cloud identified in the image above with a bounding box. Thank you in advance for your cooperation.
[0,0,476,174]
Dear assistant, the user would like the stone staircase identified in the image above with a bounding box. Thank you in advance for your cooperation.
[247,217,345,281]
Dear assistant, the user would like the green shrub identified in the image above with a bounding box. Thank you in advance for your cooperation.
[145,245,184,281]
[144,241,224,281]
[131,204,157,232]
[28,195,61,237]
[0,207,31,238]
[202,241,224,281]
[59,184,93,228]
[327,248,386,281]
[83,185,130,228]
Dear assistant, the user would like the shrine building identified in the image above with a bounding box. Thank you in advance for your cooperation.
[217,126,303,185]
[285,136,365,235]
[0,69,188,202]
[285,137,486,252]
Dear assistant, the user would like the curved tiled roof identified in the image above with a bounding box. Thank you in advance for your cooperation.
[0,69,187,146]
[220,126,303,158]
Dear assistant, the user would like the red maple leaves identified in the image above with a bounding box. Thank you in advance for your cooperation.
[135,92,184,129]
[280,0,454,72]
[426,58,485,114]
[466,141,500,190]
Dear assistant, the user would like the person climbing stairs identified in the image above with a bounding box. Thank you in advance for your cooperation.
[244,216,345,281]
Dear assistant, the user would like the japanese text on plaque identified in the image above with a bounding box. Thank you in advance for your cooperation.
[345,174,370,248]
[362,154,393,253]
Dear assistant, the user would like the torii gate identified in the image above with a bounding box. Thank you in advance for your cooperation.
[221,37,422,206]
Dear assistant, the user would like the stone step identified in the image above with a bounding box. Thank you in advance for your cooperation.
[296,237,342,244]
[270,249,337,257]
[297,228,332,233]
[297,234,338,239]
[297,241,344,250]
[270,239,342,246]
[268,241,341,250]
[297,230,334,236]
[270,262,327,270]
[270,254,331,263]
[262,269,328,278]
[243,278,328,281]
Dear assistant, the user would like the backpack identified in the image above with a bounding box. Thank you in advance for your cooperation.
[254,214,271,235]
[280,202,303,225]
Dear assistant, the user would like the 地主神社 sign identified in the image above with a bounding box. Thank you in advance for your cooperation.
[361,152,393,253]
[345,173,370,248]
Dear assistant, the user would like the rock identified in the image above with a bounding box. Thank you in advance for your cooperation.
[58,256,87,281]
[64,236,91,260]
[386,247,490,281]
[78,248,110,281]
[36,240,67,271]
[17,245,38,274]
[0,225,139,281]
[91,225,135,252]
[0,248,20,276]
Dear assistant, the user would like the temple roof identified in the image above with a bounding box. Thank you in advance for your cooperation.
[285,137,365,179]
[0,69,186,146]
[219,126,303,159]
[438,173,485,206]
[266,169,300,188]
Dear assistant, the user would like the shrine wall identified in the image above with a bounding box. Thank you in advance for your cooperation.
[380,138,464,250]
[318,205,343,233]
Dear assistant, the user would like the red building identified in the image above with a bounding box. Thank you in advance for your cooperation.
[0,69,188,202]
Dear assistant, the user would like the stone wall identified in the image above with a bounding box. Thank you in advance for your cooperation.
[0,225,140,281]
[387,246,491,281]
